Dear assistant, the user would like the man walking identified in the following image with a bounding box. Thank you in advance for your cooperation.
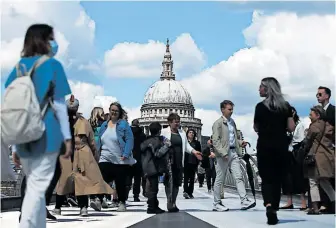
[212,100,256,211]
[130,119,147,201]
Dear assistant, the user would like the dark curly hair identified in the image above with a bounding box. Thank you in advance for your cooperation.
[186,128,197,141]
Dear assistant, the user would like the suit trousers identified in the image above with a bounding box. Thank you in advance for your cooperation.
[214,151,247,205]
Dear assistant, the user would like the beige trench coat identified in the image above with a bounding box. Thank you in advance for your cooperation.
[304,119,335,179]
[56,116,113,196]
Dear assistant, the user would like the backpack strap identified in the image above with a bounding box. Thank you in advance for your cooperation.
[27,55,50,77]
[16,63,28,78]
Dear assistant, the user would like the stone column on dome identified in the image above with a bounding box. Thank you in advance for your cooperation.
[197,129,202,143]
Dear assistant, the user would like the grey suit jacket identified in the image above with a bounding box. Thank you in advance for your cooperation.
[212,116,243,157]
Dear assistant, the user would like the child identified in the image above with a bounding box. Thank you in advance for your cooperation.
[141,122,171,214]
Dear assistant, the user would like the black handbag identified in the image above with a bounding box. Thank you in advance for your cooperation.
[303,154,316,167]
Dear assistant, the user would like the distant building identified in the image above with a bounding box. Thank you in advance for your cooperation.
[138,39,202,139]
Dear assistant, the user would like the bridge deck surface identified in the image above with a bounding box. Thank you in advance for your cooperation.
[1,184,334,228]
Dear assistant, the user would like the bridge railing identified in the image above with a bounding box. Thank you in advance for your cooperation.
[223,153,262,192]
[1,154,262,199]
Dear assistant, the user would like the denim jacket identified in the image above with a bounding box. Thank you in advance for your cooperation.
[96,119,134,158]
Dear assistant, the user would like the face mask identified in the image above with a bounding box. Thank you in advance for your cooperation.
[49,40,59,57]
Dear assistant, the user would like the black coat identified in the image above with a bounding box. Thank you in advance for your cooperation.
[140,136,170,177]
[131,126,146,162]
[184,140,201,166]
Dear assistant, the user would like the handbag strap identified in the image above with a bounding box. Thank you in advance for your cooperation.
[313,122,327,155]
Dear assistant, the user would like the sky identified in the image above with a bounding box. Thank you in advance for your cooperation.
[1,0,335,150]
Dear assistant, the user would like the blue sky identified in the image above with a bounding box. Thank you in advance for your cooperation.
[1,1,335,145]
[77,1,253,107]
[76,1,334,113]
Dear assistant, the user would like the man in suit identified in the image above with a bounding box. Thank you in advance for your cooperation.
[317,86,335,127]
[316,86,335,214]
[212,100,256,211]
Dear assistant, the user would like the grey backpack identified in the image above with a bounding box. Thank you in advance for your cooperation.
[1,55,54,145]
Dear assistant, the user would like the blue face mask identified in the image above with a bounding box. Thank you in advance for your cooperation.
[49,40,59,57]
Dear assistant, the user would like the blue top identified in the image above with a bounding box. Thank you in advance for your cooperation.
[99,127,123,164]
[93,126,101,152]
[5,56,71,158]
[96,119,134,159]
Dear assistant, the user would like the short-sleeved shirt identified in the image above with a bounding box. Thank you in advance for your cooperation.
[254,101,292,150]
[5,56,71,158]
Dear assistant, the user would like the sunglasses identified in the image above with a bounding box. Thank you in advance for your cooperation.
[316,93,323,97]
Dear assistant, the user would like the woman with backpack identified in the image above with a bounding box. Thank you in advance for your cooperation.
[4,24,72,228]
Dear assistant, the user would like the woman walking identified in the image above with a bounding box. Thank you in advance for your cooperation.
[54,96,113,216]
[5,24,72,228]
[280,106,308,210]
[303,106,335,215]
[183,129,202,199]
[92,102,135,212]
[253,77,295,225]
[161,113,202,212]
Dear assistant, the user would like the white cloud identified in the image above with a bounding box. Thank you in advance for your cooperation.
[103,33,206,78]
[125,106,142,123]
[67,80,117,118]
[67,81,141,124]
[181,12,336,106]
[1,1,95,73]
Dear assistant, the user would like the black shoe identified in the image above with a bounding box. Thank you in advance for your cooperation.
[147,207,165,214]
[134,197,140,202]
[189,194,194,199]
[46,208,57,220]
[168,206,179,213]
[67,197,78,207]
[279,204,294,210]
[266,206,279,225]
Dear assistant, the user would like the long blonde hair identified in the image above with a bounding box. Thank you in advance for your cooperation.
[261,77,288,111]
[89,107,104,128]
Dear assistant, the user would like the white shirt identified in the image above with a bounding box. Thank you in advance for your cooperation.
[223,116,236,147]
[292,121,305,146]
[323,102,330,111]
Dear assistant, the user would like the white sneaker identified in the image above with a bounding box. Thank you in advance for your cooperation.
[213,203,229,211]
[117,202,126,212]
[241,199,256,210]
[90,198,102,211]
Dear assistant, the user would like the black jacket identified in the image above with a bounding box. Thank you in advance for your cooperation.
[140,136,170,177]
[326,104,335,127]
[131,126,146,161]
[201,146,215,169]
[185,140,201,166]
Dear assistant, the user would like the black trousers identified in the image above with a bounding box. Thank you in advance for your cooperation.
[206,167,216,190]
[20,156,61,212]
[146,175,159,209]
[198,173,205,186]
[183,164,198,195]
[129,162,146,197]
[92,162,129,203]
[55,195,88,209]
[257,146,288,210]
[164,165,183,205]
